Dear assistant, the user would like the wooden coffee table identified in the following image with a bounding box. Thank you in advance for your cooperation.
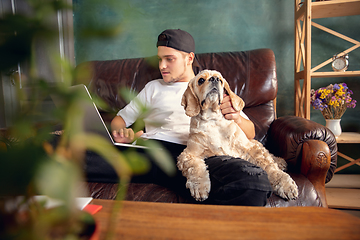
[91,199,360,239]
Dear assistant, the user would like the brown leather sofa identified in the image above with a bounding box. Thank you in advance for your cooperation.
[78,48,337,207]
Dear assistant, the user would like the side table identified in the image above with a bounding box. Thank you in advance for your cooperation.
[335,132,360,173]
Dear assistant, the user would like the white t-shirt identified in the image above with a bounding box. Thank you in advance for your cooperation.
[117,79,190,145]
[117,79,249,145]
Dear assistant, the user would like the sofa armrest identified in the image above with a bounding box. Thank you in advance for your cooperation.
[266,116,337,183]
[301,139,331,207]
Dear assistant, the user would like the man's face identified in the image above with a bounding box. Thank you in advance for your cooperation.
[157,46,190,83]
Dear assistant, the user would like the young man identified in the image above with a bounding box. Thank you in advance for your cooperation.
[110,29,272,206]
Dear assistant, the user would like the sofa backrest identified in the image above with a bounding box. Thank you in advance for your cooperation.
[78,48,277,143]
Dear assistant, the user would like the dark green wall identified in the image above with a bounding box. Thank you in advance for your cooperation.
[73,0,295,116]
[73,0,360,172]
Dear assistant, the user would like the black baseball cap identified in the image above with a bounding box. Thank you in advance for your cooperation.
[156,29,195,53]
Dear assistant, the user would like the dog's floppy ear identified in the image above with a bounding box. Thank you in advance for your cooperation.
[181,81,201,117]
[223,80,245,112]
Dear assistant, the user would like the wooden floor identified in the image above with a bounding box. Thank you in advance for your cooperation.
[325,174,360,218]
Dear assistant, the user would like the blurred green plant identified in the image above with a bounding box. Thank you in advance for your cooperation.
[0,0,174,239]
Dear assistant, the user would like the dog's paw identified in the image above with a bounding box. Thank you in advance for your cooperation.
[273,172,299,200]
[186,174,211,201]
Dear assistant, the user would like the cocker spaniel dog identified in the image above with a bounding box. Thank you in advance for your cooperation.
[177,70,298,201]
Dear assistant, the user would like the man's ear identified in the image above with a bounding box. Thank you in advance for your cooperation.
[187,52,195,66]
[181,80,200,117]
[223,79,245,112]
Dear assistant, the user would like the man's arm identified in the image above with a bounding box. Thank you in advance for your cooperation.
[111,115,143,143]
[220,95,255,140]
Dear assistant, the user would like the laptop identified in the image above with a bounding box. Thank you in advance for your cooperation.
[51,84,149,149]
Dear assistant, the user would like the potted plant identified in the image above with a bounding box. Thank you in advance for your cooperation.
[310,83,357,136]
[0,0,173,239]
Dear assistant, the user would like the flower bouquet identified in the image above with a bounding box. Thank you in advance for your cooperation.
[310,83,357,119]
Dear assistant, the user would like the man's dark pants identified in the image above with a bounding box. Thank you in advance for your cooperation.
[86,139,272,206]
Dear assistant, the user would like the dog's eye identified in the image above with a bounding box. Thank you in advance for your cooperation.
[198,78,205,85]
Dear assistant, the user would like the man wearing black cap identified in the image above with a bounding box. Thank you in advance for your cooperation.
[111,29,255,146]
[110,29,272,206]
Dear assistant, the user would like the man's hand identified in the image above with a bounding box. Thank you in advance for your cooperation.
[112,128,144,143]
[220,94,255,140]
[220,94,241,124]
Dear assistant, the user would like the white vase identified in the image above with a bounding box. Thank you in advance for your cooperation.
[325,119,342,137]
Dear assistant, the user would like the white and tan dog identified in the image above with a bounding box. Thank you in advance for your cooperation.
[177,70,298,201]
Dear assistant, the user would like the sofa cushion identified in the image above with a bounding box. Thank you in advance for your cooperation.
[82,172,323,207]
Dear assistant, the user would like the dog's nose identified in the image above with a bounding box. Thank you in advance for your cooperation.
[209,77,219,82]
